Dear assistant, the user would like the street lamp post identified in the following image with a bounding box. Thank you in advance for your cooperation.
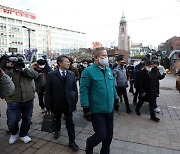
[22,26,35,61]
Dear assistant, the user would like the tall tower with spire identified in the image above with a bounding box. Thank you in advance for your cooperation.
[118,13,129,51]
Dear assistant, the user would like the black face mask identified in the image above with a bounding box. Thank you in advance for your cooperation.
[6,66,12,70]
[120,64,124,67]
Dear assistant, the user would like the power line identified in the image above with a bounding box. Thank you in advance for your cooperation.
[78,12,180,30]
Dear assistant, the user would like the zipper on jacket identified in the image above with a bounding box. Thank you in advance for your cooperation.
[102,69,109,112]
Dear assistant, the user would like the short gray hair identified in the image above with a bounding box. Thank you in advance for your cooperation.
[93,47,105,57]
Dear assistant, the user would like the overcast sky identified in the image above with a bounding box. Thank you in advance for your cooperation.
[0,0,180,48]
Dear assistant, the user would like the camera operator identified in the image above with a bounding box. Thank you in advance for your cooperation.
[4,56,39,145]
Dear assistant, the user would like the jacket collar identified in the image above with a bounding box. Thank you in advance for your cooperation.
[93,63,107,70]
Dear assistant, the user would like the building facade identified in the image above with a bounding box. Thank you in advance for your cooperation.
[0,5,87,59]
[130,43,151,58]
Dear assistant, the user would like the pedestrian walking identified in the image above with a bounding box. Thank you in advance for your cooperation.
[68,58,80,82]
[113,58,132,113]
[151,60,165,113]
[128,64,135,95]
[133,58,146,105]
[135,61,160,122]
[80,47,119,154]
[78,59,88,77]
[45,55,79,151]
[33,59,51,113]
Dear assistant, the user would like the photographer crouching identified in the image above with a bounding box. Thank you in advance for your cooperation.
[0,55,38,144]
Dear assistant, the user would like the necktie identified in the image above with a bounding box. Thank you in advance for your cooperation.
[62,71,66,77]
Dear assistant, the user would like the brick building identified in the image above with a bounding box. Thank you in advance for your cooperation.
[108,48,129,64]
[158,36,180,56]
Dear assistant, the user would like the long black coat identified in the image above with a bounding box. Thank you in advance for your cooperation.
[149,67,165,96]
[138,68,164,99]
[138,69,151,95]
[45,68,78,113]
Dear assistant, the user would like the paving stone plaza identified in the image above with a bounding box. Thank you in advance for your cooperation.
[0,74,180,154]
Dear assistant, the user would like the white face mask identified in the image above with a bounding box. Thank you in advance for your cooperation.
[146,67,152,72]
[99,57,109,67]
[39,65,45,69]
[82,64,87,68]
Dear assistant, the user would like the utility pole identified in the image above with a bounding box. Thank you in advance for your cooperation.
[22,26,35,61]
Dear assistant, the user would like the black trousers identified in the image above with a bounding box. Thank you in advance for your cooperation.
[136,95,156,117]
[129,80,135,94]
[154,97,158,109]
[54,112,75,143]
[116,87,131,112]
[133,88,139,103]
[86,112,113,154]
[37,86,45,109]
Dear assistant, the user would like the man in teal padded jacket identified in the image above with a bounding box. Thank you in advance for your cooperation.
[80,47,119,154]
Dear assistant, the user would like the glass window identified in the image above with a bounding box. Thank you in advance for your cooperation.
[8,18,15,23]
[0,16,6,22]
[16,20,22,24]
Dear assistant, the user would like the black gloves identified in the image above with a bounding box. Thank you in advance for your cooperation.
[114,99,120,111]
[114,99,120,106]
[83,108,92,121]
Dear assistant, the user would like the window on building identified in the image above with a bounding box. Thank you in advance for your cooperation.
[0,16,6,22]
[8,18,15,23]
[121,27,124,33]
[16,20,22,24]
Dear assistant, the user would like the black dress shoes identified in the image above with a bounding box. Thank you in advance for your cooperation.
[127,110,133,114]
[68,142,79,151]
[151,116,160,122]
[114,106,120,111]
[135,109,141,116]
[54,131,60,139]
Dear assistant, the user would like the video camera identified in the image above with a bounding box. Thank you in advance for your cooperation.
[0,55,25,71]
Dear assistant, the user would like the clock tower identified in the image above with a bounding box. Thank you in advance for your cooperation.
[118,13,129,51]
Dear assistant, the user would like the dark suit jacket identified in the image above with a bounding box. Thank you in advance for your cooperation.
[45,68,78,113]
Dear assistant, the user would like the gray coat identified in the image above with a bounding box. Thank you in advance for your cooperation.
[0,73,15,99]
[113,66,128,88]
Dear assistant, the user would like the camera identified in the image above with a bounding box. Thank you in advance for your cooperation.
[9,57,25,70]
[0,55,25,71]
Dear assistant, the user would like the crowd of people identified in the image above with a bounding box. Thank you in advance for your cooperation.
[0,47,166,154]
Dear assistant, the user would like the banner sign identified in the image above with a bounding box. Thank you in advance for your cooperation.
[0,5,36,20]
